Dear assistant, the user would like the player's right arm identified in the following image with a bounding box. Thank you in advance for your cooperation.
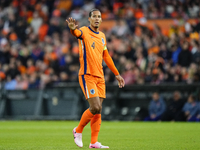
[66,17,83,38]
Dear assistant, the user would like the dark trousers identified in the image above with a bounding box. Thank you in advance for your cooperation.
[161,111,184,121]
[188,116,200,122]
[144,115,161,121]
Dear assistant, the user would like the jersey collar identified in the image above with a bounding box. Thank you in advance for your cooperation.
[88,26,99,34]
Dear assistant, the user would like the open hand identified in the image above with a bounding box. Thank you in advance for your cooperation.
[66,17,78,30]
[115,75,125,88]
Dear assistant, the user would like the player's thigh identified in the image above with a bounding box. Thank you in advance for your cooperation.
[79,75,99,99]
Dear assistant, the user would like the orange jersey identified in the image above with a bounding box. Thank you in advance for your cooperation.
[74,26,107,77]
[71,26,119,77]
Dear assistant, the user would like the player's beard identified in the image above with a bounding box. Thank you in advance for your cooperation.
[91,22,100,29]
[93,22,99,28]
[91,24,99,29]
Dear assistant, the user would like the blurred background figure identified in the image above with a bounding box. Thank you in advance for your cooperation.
[197,104,200,122]
[161,91,185,121]
[182,95,199,122]
[144,92,166,121]
[0,0,199,88]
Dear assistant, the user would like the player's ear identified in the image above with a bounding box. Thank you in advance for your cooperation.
[88,17,90,22]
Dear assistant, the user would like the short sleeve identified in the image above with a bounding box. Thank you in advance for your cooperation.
[77,26,86,39]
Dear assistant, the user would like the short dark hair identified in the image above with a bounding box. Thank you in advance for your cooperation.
[89,9,100,17]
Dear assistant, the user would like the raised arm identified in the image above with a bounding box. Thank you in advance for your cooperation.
[66,17,82,38]
[103,50,125,88]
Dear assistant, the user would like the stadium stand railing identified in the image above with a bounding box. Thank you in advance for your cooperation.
[0,83,199,121]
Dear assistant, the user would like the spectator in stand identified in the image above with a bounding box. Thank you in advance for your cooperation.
[0,39,11,64]
[196,103,200,122]
[0,0,200,89]
[59,72,70,83]
[6,62,20,80]
[38,20,49,41]
[188,63,200,83]
[31,11,43,34]
[28,73,39,89]
[191,40,200,64]
[47,17,61,36]
[16,60,26,75]
[15,19,28,43]
[178,42,192,67]
[144,67,152,83]
[159,43,172,63]
[121,60,136,85]
[0,62,6,80]
[4,75,17,90]
[182,94,199,122]
[15,74,28,90]
[161,91,185,121]
[18,47,31,67]
[111,19,130,37]
[171,44,182,66]
[144,92,166,121]
[30,42,44,62]
[26,59,36,75]
[69,6,84,21]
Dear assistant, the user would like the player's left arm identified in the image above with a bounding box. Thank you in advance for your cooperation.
[103,49,125,88]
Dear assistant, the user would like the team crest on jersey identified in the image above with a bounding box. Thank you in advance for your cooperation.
[102,38,105,45]
[90,89,95,95]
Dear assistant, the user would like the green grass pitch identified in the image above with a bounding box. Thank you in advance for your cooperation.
[0,121,200,150]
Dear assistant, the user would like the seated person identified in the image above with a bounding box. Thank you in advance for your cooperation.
[196,103,200,122]
[182,94,199,121]
[144,92,166,121]
[161,91,185,121]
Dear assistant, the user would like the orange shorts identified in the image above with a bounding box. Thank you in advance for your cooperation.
[79,74,106,100]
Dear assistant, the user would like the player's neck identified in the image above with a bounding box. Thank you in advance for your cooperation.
[89,25,99,32]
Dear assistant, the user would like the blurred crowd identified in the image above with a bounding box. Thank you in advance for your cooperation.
[0,0,200,90]
[145,91,200,122]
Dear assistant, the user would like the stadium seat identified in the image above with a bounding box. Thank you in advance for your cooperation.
[101,92,118,120]
[42,88,80,120]
[4,90,39,118]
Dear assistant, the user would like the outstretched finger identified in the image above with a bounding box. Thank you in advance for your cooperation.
[120,80,125,87]
[122,79,125,87]
[118,82,122,88]
[66,19,69,24]
[120,81,123,88]
[119,82,121,88]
